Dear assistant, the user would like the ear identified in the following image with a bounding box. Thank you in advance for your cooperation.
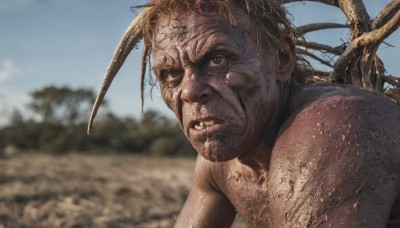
[276,38,296,83]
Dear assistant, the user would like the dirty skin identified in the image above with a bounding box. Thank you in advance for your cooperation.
[148,9,400,227]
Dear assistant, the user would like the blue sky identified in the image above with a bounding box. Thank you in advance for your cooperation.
[0,0,398,124]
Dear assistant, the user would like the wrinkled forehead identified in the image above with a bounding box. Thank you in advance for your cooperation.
[152,12,249,48]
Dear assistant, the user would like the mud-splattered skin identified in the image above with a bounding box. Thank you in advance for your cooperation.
[152,12,286,162]
[152,12,400,228]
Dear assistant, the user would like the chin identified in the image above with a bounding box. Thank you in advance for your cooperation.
[193,139,243,162]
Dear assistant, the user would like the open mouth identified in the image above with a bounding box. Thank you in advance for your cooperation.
[190,118,221,131]
[194,120,216,130]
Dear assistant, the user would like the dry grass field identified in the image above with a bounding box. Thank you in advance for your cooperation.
[0,153,245,228]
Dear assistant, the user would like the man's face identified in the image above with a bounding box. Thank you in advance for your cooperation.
[152,12,282,161]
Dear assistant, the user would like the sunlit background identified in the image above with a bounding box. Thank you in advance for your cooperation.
[0,1,399,227]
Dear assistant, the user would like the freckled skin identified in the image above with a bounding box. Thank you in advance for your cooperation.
[152,12,400,228]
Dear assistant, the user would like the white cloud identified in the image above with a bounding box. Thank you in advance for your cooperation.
[0,59,21,83]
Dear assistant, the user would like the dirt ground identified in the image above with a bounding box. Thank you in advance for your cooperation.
[0,153,246,228]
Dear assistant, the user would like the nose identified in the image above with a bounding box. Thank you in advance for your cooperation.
[181,70,213,104]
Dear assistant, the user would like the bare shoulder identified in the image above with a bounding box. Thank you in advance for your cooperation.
[279,85,400,163]
[268,86,400,227]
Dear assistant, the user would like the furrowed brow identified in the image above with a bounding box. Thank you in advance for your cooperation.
[153,51,181,72]
[189,39,239,65]
[153,34,239,71]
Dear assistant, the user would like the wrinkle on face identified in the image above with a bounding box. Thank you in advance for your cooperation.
[154,35,241,72]
[152,12,282,162]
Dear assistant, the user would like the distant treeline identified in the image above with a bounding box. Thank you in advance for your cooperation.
[0,86,195,156]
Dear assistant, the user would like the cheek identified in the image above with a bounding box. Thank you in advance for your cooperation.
[225,70,266,101]
[225,67,275,125]
[160,84,173,108]
[161,86,183,118]
[225,60,264,89]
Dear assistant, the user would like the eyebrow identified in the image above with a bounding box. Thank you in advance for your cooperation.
[153,30,240,71]
[152,54,178,72]
[191,30,240,60]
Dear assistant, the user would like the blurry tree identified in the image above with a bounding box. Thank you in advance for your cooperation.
[20,86,99,152]
[0,94,10,125]
[0,84,195,155]
[89,110,196,156]
[0,110,41,149]
[90,113,128,151]
[29,86,97,125]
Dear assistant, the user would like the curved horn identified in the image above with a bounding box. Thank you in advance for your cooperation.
[87,8,150,135]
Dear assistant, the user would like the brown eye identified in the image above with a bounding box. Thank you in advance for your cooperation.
[207,55,226,67]
[162,69,183,87]
[165,70,182,80]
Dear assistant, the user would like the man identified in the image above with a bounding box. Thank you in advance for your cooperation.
[88,0,400,227]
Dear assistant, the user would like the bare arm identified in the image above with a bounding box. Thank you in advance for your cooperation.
[269,94,399,227]
[175,155,236,228]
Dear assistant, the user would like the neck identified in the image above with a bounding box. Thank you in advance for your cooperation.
[238,141,272,184]
[238,79,295,178]
[264,78,295,146]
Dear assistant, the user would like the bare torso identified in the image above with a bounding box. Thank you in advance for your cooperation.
[214,159,273,227]
[148,8,399,228]
[182,84,400,227]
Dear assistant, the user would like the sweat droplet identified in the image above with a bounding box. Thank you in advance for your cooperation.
[342,135,346,141]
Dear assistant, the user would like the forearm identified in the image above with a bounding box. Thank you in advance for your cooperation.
[175,189,236,228]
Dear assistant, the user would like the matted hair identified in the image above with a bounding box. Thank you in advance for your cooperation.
[141,0,294,49]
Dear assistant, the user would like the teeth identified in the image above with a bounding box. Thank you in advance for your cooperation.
[194,123,203,130]
[194,120,215,130]
[204,120,214,126]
